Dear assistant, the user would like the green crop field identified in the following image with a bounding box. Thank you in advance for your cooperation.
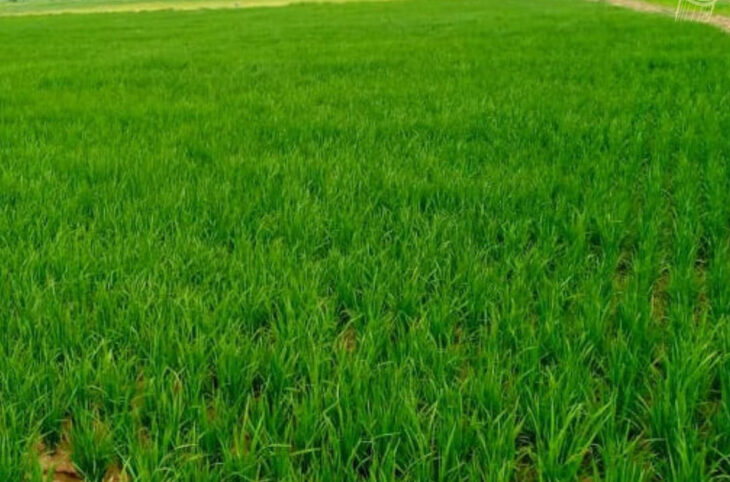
[2,0,730,480]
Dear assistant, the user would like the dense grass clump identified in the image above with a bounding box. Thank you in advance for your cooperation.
[2,0,730,479]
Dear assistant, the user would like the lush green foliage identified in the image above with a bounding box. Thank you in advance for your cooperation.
[2,0,730,479]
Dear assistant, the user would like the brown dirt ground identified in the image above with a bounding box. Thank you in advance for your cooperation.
[0,0,389,17]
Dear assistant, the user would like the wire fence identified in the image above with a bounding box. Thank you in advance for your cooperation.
[675,0,718,21]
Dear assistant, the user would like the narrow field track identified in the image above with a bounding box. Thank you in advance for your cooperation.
[0,0,388,17]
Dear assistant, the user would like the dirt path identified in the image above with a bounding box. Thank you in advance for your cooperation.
[598,0,730,32]
[0,0,386,17]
